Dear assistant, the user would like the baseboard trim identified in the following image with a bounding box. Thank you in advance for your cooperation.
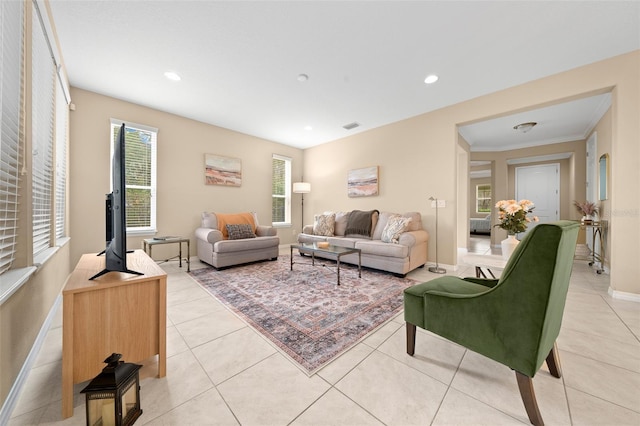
[0,294,62,424]
[608,287,640,302]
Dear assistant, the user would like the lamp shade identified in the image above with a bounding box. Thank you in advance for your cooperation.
[292,182,311,193]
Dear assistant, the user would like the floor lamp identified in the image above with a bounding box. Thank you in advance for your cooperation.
[428,196,446,274]
[292,181,311,228]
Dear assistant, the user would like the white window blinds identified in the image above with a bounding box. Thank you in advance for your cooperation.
[31,3,55,258]
[55,79,68,241]
[272,154,291,225]
[0,0,24,274]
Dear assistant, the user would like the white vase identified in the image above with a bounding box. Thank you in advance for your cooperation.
[501,234,520,260]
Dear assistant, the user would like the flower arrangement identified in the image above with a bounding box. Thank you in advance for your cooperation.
[573,200,599,217]
[494,199,539,235]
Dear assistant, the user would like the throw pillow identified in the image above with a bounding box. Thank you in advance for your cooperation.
[226,224,256,240]
[381,215,412,243]
[313,213,335,236]
[216,212,256,239]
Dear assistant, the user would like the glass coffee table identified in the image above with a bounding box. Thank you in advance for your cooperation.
[290,243,361,285]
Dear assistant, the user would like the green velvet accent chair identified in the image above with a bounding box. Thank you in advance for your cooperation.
[404,221,580,426]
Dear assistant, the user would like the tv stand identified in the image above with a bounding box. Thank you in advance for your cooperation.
[62,249,167,418]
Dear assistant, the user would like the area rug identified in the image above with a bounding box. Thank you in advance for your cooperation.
[189,256,417,374]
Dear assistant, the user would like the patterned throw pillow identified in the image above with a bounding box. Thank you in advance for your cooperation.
[313,213,335,236]
[226,224,256,240]
[381,216,412,243]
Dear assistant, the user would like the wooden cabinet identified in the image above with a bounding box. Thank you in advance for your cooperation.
[62,250,167,418]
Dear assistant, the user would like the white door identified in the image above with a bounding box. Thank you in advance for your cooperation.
[515,164,560,236]
[586,133,598,253]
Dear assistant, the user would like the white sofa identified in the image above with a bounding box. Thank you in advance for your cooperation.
[195,212,279,269]
[296,210,428,276]
[470,214,492,234]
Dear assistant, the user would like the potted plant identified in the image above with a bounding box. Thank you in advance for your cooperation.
[573,201,598,223]
[494,199,539,260]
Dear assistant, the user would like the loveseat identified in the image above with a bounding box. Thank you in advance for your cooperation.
[195,212,279,269]
[296,210,428,276]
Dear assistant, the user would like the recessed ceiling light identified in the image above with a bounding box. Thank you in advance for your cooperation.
[164,71,181,81]
[304,126,313,131]
[297,73,309,82]
[424,74,439,84]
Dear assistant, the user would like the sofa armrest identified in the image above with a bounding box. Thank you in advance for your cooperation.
[398,230,429,247]
[195,227,223,244]
[256,225,277,237]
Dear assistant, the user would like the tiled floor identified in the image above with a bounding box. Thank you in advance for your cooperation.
[8,237,640,425]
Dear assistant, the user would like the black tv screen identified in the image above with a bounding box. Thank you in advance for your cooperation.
[90,123,142,280]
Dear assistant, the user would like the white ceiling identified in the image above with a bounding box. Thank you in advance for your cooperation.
[48,1,640,150]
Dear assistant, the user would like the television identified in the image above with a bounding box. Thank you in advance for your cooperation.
[90,123,143,280]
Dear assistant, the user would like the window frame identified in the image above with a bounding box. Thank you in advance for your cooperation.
[272,154,292,226]
[475,183,492,214]
[110,119,158,236]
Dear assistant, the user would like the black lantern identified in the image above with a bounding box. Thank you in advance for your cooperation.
[81,353,142,426]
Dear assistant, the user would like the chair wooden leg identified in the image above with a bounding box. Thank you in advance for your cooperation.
[406,323,416,356]
[515,371,544,426]
[545,342,562,378]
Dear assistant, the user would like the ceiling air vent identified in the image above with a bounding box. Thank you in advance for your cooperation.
[342,122,360,130]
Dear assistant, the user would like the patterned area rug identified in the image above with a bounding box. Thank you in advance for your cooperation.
[189,256,417,374]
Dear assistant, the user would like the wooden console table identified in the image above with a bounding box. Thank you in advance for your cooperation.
[62,249,167,418]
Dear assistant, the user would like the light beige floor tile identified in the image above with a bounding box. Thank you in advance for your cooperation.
[361,318,403,349]
[432,387,527,425]
[165,274,201,294]
[165,325,190,358]
[217,353,330,426]
[192,327,276,385]
[376,326,465,385]
[174,309,246,348]
[11,361,62,418]
[317,342,375,384]
[560,350,640,412]
[562,299,637,344]
[450,351,570,425]
[28,399,87,425]
[336,350,448,425]
[137,350,214,422]
[33,326,62,369]
[166,285,210,306]
[143,388,239,426]
[558,327,640,373]
[7,406,47,426]
[565,387,640,425]
[167,294,225,325]
[291,388,383,426]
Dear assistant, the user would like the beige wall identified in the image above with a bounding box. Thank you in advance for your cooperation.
[304,51,639,295]
[68,88,304,266]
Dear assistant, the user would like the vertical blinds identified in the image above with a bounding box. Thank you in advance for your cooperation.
[31,3,55,258]
[0,0,24,274]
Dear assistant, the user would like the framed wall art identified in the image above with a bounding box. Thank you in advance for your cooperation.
[205,154,242,186]
[347,166,379,197]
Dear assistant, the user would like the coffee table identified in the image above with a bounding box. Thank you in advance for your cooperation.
[463,254,507,278]
[290,243,361,285]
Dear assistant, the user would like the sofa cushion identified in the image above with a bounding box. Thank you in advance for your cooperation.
[345,209,379,238]
[372,211,394,240]
[226,224,256,240]
[381,215,412,243]
[214,236,279,253]
[327,237,358,248]
[355,239,409,258]
[216,212,256,239]
[298,233,328,244]
[334,211,350,236]
[402,212,422,231]
[313,213,335,236]
[202,212,218,229]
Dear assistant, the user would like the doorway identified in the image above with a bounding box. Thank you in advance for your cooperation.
[515,163,560,235]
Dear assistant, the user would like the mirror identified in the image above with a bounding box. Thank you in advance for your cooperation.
[599,154,609,201]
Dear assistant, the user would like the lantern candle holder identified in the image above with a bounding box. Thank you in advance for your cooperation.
[81,353,142,426]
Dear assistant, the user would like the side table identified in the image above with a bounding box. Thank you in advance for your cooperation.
[463,254,507,278]
[143,236,190,272]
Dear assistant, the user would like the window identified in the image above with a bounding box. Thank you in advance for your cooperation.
[55,78,69,242]
[32,3,56,259]
[110,120,157,234]
[0,0,24,274]
[272,154,291,225]
[476,184,492,213]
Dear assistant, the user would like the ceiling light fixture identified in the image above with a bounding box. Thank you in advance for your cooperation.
[343,122,360,130]
[297,73,309,82]
[424,74,439,84]
[164,71,181,81]
[513,122,537,133]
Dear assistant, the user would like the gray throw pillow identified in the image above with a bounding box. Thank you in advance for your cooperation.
[226,224,256,240]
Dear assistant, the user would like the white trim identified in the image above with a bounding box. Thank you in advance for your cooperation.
[109,118,158,134]
[608,287,640,303]
[0,267,37,306]
[0,295,62,424]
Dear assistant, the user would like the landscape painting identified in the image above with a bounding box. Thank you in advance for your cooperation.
[348,166,379,197]
[205,154,242,186]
